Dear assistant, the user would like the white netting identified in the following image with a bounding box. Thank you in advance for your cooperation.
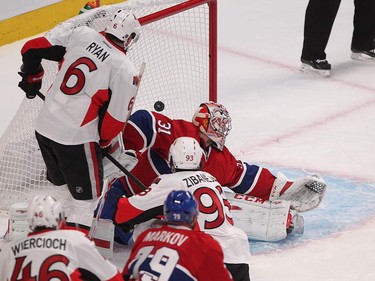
[0,0,214,210]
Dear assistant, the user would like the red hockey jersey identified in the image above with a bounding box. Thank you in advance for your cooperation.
[118,109,276,198]
[123,224,233,281]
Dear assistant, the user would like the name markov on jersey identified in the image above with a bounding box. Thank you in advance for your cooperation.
[143,230,189,246]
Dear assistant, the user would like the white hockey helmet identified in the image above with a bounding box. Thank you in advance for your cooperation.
[168,137,203,172]
[192,102,232,151]
[105,9,141,51]
[27,195,65,231]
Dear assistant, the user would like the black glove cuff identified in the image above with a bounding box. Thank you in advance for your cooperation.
[20,63,43,74]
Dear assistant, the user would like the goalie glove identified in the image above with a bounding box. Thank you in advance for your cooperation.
[103,144,138,181]
[18,64,44,99]
[270,172,327,212]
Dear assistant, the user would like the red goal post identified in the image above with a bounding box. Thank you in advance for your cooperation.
[0,0,217,211]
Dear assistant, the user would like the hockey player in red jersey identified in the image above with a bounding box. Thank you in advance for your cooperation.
[0,195,123,281]
[117,137,251,281]
[104,101,326,212]
[122,189,234,281]
[18,9,141,235]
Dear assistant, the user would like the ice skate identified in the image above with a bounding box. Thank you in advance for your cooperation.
[287,210,304,235]
[351,48,375,62]
[300,59,331,77]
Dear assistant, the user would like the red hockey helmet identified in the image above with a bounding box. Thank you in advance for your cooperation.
[192,102,232,151]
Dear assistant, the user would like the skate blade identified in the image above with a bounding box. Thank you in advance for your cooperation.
[351,52,375,62]
[300,64,330,77]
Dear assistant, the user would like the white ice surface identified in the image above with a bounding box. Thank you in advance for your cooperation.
[1,0,375,280]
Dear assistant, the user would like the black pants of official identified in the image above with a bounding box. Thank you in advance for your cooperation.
[225,263,250,281]
[301,0,375,60]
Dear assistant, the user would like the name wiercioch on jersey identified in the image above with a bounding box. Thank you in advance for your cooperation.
[86,42,110,62]
[11,238,67,255]
[182,173,217,187]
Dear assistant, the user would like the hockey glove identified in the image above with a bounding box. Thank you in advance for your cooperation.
[18,64,44,99]
[103,147,138,180]
[99,139,112,150]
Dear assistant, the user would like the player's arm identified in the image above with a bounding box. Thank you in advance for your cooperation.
[20,36,66,71]
[206,147,276,199]
[197,234,234,281]
[122,110,177,155]
[115,196,163,232]
[122,109,156,151]
[114,180,168,228]
[19,35,65,99]
[99,64,137,148]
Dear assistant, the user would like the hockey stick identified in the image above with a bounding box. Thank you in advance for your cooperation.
[104,153,147,190]
[89,62,147,243]
[35,91,46,101]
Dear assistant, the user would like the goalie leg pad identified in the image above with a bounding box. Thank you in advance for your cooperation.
[227,193,291,242]
[270,172,327,212]
[66,198,98,229]
[7,202,30,241]
[43,184,74,218]
[90,218,114,260]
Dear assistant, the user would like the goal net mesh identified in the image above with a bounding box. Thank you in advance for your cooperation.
[0,0,215,210]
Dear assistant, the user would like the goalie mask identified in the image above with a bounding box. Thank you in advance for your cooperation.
[164,190,198,228]
[168,137,203,172]
[27,195,65,231]
[192,102,232,151]
[105,9,141,51]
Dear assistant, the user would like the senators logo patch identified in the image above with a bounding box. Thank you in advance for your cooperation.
[152,177,162,185]
[133,75,141,86]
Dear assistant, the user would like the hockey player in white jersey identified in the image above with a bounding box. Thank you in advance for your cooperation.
[115,137,252,281]
[17,9,141,235]
[0,195,123,281]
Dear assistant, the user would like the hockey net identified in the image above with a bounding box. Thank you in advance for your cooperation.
[0,0,217,211]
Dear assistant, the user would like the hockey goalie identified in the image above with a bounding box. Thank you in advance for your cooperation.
[96,102,326,247]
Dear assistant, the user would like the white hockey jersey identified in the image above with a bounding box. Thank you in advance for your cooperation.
[116,171,252,265]
[30,26,138,145]
[0,229,123,281]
